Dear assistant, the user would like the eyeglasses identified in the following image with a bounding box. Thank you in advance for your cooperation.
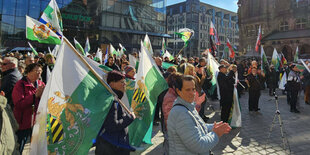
[32,69,42,74]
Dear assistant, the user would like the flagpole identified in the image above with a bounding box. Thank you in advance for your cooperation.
[300,59,310,73]
[176,45,186,57]
[63,37,132,114]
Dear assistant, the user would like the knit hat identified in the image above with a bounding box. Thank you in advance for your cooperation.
[124,65,134,75]
[107,70,125,84]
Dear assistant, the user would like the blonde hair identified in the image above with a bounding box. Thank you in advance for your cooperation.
[184,63,195,76]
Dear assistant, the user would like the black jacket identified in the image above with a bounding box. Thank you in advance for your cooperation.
[105,62,120,71]
[97,89,134,151]
[247,73,265,92]
[0,68,22,109]
[267,69,278,88]
[217,71,235,103]
[41,64,54,84]
[302,69,310,86]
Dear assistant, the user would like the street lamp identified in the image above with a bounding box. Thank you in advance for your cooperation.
[237,0,242,7]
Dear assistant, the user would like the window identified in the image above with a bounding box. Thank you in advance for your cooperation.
[180,6,183,13]
[296,0,309,8]
[1,15,15,35]
[40,0,49,12]
[29,0,40,18]
[3,0,16,15]
[296,18,307,29]
[15,16,26,29]
[170,8,173,16]
[246,26,251,37]
[0,0,2,13]
[279,21,289,31]
[16,0,28,16]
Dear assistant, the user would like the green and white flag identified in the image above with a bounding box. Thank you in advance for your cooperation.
[74,38,85,56]
[129,54,137,68]
[271,48,281,71]
[110,44,119,57]
[26,15,61,45]
[40,0,63,37]
[279,72,287,90]
[144,34,153,55]
[163,50,174,61]
[175,28,194,47]
[162,62,176,70]
[178,54,182,60]
[84,37,90,56]
[261,46,269,74]
[119,43,126,56]
[228,73,242,128]
[294,46,299,63]
[30,38,114,155]
[129,42,168,146]
[95,48,102,64]
[28,42,38,56]
[207,52,220,96]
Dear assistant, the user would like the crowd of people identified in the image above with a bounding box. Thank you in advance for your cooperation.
[0,50,309,154]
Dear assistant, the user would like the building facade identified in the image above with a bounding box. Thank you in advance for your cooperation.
[0,0,168,53]
[238,0,310,61]
[167,0,239,57]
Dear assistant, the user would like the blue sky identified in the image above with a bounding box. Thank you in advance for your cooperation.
[167,0,238,12]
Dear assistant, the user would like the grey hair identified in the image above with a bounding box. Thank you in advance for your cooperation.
[4,57,18,67]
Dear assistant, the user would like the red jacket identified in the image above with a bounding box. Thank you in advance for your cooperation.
[162,88,177,130]
[12,77,45,130]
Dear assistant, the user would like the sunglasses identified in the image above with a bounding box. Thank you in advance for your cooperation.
[1,63,9,66]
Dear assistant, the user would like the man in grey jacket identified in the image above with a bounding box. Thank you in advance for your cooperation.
[0,57,22,109]
[167,75,231,155]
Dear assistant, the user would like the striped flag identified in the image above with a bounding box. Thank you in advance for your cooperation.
[30,38,114,154]
[128,41,168,146]
[39,0,63,38]
[210,21,220,45]
[255,25,262,52]
[226,38,235,58]
[26,16,61,45]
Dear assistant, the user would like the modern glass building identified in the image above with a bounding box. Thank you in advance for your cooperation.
[167,0,238,57]
[0,0,168,53]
